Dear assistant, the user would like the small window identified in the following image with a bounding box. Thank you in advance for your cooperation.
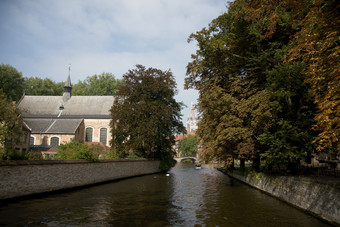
[29,136,35,145]
[50,137,60,147]
[85,128,93,142]
[100,128,107,144]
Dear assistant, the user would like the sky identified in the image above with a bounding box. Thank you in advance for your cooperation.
[0,0,227,123]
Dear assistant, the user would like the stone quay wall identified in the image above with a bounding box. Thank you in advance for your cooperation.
[226,171,340,225]
[0,159,160,200]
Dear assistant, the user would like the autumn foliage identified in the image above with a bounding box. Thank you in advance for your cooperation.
[186,0,339,171]
[289,0,339,152]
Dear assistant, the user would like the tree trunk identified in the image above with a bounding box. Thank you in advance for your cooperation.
[226,155,235,170]
[252,154,260,172]
[288,158,299,175]
[240,158,245,171]
[305,151,311,164]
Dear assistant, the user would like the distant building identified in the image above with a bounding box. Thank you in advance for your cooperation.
[173,134,185,157]
[17,72,113,157]
[173,103,198,157]
[186,103,198,135]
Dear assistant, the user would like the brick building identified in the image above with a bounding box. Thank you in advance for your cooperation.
[17,73,114,157]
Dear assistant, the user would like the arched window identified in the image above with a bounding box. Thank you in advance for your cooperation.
[100,128,107,144]
[50,137,60,147]
[85,127,93,142]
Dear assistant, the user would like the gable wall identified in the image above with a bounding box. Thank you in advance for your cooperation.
[84,119,111,146]
[74,120,85,143]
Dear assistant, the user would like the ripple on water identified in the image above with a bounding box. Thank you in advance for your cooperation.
[0,162,332,227]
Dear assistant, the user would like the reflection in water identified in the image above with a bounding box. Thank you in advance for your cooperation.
[169,163,207,226]
[0,162,330,226]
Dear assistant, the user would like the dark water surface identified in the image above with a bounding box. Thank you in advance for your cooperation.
[0,162,330,226]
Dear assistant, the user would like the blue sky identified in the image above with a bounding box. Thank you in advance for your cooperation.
[0,0,227,123]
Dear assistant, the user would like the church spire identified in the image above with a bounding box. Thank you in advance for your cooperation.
[63,64,72,102]
[186,102,198,134]
[189,102,195,120]
[65,65,71,87]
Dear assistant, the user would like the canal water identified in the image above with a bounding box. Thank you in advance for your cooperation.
[0,162,330,226]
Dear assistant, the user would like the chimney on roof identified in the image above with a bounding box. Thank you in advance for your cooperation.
[63,65,72,102]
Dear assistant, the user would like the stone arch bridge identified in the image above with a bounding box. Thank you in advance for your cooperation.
[174,156,198,163]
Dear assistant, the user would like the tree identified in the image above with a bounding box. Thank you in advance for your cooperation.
[73,73,122,96]
[24,77,64,95]
[0,64,24,101]
[23,72,122,97]
[110,65,185,169]
[178,135,199,157]
[185,0,317,172]
[289,0,340,153]
[72,80,87,96]
[0,89,23,160]
[185,2,275,169]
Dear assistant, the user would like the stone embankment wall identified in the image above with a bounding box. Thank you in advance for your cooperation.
[0,159,160,200]
[226,171,340,225]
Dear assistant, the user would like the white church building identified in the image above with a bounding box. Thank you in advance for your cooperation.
[186,103,198,134]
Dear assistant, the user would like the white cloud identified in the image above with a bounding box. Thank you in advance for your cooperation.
[0,0,227,122]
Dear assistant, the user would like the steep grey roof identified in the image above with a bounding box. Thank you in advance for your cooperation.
[24,119,83,134]
[17,95,114,118]
[65,74,72,87]
[18,96,62,116]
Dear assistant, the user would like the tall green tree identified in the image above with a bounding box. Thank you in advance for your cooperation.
[0,64,24,101]
[186,0,317,172]
[110,65,185,169]
[185,2,274,169]
[73,73,122,96]
[239,0,317,171]
[178,135,199,157]
[23,73,121,96]
[24,77,64,95]
[0,89,23,160]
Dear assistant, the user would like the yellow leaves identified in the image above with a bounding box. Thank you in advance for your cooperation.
[286,0,340,152]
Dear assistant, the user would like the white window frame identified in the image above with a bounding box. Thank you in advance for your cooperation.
[29,136,36,145]
[50,136,61,146]
[99,127,108,145]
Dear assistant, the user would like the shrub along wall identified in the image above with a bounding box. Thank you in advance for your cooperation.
[0,159,160,200]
